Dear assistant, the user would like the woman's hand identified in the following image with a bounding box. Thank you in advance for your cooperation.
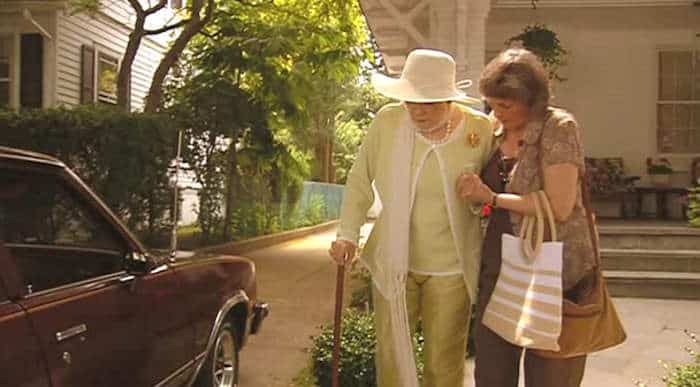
[457,173,493,204]
[328,239,358,266]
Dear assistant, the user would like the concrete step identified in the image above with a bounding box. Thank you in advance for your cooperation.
[601,248,700,272]
[598,225,700,250]
[604,270,700,300]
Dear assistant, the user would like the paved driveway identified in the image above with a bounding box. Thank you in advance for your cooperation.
[236,229,344,386]
[232,227,700,387]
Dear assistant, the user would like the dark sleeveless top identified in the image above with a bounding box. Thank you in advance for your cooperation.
[478,148,517,307]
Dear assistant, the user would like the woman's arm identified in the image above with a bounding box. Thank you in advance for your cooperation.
[492,164,578,220]
[543,163,579,221]
[458,162,578,221]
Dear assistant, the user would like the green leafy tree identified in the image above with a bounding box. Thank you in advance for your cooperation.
[333,85,388,184]
[166,0,374,241]
[189,0,374,182]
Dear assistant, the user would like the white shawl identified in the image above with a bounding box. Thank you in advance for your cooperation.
[373,113,420,387]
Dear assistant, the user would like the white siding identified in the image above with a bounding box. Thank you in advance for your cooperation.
[99,0,178,47]
[0,11,57,108]
[487,5,700,185]
[55,6,168,111]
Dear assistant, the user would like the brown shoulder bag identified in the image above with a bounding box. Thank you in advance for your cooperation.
[532,178,627,358]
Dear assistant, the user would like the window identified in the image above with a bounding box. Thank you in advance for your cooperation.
[0,36,12,108]
[657,50,700,153]
[97,52,118,105]
[0,167,127,292]
[81,46,127,107]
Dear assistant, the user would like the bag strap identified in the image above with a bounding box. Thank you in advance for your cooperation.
[580,176,602,269]
[521,192,547,262]
[534,109,600,269]
[537,190,558,242]
[520,191,561,262]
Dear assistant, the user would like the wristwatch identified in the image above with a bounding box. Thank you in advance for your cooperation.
[489,192,499,208]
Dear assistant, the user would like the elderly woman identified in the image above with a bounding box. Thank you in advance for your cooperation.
[329,49,493,387]
[458,48,594,387]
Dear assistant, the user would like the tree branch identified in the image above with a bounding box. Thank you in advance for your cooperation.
[144,0,168,16]
[145,18,192,35]
[127,0,145,14]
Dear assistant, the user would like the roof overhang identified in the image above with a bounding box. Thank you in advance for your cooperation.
[0,1,67,13]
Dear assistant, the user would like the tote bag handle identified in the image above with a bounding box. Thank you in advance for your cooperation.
[520,191,559,261]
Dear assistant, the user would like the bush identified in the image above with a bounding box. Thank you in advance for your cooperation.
[663,331,700,387]
[311,309,425,387]
[687,180,700,228]
[230,202,281,240]
[286,193,332,229]
[0,105,177,243]
[636,330,700,387]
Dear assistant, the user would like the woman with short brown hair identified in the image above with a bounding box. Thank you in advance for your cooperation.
[458,47,595,387]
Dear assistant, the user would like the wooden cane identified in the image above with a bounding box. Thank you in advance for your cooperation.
[331,262,346,387]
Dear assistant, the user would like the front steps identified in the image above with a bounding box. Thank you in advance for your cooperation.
[599,224,700,299]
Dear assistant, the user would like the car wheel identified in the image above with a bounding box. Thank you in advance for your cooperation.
[196,321,239,387]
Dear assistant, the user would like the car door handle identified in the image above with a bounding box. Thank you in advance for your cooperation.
[56,324,87,342]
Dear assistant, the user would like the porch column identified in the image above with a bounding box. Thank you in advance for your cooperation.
[461,0,491,95]
[428,0,457,56]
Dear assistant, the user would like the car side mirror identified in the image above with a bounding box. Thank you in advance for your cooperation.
[124,251,150,275]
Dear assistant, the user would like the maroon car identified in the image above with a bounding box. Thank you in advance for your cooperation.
[0,146,268,387]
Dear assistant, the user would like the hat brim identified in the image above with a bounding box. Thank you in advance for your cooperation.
[371,72,482,105]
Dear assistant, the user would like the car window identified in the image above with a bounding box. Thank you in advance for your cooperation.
[0,167,128,293]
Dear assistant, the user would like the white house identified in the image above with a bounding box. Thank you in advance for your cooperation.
[0,0,178,111]
[361,0,700,189]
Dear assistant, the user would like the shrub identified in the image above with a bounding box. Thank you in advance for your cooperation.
[663,330,700,387]
[687,180,700,228]
[287,194,331,228]
[636,330,700,387]
[230,202,281,240]
[311,309,425,387]
[0,105,176,243]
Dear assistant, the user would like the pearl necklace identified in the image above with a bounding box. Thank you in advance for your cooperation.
[417,108,454,145]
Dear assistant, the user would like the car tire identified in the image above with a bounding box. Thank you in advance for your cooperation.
[196,320,240,387]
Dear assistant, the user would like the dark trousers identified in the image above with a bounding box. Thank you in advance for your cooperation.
[474,293,587,387]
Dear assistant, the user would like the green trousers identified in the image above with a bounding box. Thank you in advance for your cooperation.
[373,273,471,387]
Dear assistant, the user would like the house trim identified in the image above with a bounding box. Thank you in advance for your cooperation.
[0,1,66,12]
[493,0,693,7]
[1,2,169,51]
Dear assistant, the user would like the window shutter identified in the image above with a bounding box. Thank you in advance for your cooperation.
[81,45,95,104]
[20,34,43,109]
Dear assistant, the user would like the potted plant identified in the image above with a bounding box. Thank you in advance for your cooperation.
[505,24,568,82]
[646,157,673,187]
[687,178,700,227]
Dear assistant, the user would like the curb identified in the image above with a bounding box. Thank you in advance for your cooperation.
[197,219,339,255]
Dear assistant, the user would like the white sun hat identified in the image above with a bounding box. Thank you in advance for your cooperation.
[371,49,481,104]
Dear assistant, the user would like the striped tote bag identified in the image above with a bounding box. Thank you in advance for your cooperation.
[482,191,564,351]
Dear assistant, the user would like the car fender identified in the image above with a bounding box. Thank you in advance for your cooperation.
[186,290,250,387]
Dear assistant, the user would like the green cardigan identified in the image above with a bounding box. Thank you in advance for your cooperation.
[338,102,494,302]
